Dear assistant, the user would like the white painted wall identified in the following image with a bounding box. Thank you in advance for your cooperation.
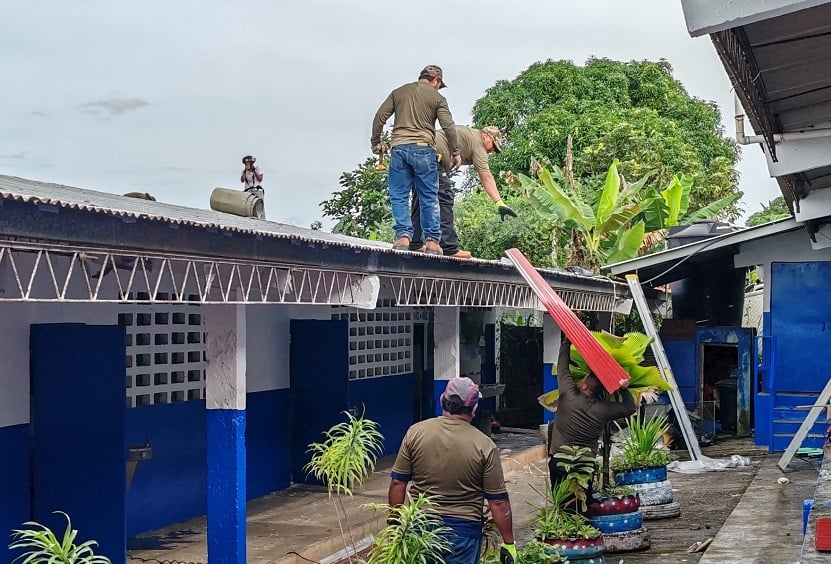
[0,302,119,428]
[736,228,831,311]
[245,304,333,393]
[433,307,460,382]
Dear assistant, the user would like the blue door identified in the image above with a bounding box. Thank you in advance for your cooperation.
[30,323,126,561]
[289,319,348,484]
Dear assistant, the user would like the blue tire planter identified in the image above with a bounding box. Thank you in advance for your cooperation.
[615,466,667,485]
[590,510,644,534]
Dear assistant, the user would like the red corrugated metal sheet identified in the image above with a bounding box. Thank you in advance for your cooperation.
[505,248,628,393]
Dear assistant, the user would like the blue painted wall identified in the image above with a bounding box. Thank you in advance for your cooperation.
[206,408,246,564]
[0,424,29,564]
[350,373,415,455]
[542,363,556,424]
[769,262,831,450]
[125,400,207,536]
[246,389,291,498]
[663,339,697,407]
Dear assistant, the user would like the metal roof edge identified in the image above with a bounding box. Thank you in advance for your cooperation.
[604,217,802,276]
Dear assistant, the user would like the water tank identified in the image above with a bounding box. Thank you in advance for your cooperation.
[667,221,745,326]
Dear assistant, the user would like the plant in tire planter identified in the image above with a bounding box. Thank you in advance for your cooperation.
[9,511,111,564]
[588,485,651,553]
[481,539,567,563]
[611,413,680,519]
[534,447,605,563]
[304,410,385,563]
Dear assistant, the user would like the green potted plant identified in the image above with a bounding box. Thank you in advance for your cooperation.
[9,511,111,564]
[533,447,606,563]
[304,410,385,562]
[361,493,452,564]
[481,539,567,563]
[611,413,680,519]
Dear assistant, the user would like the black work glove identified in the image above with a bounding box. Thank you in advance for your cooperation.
[495,200,517,220]
[500,543,517,563]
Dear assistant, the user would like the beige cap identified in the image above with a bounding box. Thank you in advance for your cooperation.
[481,126,504,153]
[420,65,447,88]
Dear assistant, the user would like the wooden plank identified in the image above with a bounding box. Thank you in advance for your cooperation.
[503,248,628,393]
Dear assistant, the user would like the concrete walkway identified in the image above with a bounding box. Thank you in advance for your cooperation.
[128,431,545,564]
[698,454,818,564]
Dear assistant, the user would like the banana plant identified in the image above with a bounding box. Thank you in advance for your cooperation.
[639,173,740,252]
[523,159,649,270]
[538,330,673,412]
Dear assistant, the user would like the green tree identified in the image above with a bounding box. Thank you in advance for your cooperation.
[320,156,392,240]
[745,196,791,226]
[471,58,742,217]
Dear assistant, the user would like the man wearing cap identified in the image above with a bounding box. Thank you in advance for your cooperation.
[389,377,517,564]
[409,125,518,259]
[371,65,462,256]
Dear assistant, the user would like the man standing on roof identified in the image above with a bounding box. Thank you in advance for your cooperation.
[389,377,517,564]
[409,125,517,259]
[548,335,635,507]
[371,65,461,256]
[240,155,264,202]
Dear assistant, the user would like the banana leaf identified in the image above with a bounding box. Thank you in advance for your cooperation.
[684,192,741,223]
[596,159,621,226]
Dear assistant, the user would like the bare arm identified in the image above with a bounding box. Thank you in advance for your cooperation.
[371,93,395,146]
[487,498,514,545]
[388,478,408,507]
[477,169,502,202]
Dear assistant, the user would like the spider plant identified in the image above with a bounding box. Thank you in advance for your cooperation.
[362,493,452,564]
[550,446,596,514]
[611,412,670,472]
[9,511,111,564]
[304,410,384,563]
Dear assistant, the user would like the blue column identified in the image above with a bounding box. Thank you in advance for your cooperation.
[205,304,248,564]
[207,410,246,564]
[542,314,561,423]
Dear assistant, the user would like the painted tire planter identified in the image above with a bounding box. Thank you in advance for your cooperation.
[542,536,605,560]
[640,501,681,520]
[588,494,641,516]
[590,510,643,534]
[615,465,667,485]
[631,479,674,506]
[602,526,652,553]
[567,557,606,564]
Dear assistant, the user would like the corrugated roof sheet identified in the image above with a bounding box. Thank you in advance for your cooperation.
[0,174,620,289]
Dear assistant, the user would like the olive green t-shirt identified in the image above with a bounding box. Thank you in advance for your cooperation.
[371,81,459,154]
[435,126,490,173]
[391,416,507,522]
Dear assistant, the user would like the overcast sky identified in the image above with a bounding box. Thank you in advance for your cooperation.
[1,0,781,228]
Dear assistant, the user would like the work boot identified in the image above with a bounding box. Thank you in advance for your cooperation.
[446,250,472,259]
[393,236,411,251]
[424,240,443,256]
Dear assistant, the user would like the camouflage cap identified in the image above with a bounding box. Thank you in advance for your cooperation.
[420,65,447,89]
[481,126,504,153]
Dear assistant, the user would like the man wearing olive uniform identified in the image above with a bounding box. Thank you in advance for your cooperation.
[410,125,517,258]
[371,65,461,255]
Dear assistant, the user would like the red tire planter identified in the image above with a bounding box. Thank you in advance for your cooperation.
[589,494,641,516]
[541,535,605,560]
[614,465,667,485]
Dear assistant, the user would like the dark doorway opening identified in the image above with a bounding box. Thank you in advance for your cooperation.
[701,343,739,435]
[499,325,543,428]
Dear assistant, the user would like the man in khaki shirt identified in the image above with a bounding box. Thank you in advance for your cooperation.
[410,126,517,258]
[371,65,461,255]
[389,377,517,563]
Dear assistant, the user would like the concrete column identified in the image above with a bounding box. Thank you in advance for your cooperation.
[542,314,562,423]
[433,307,460,415]
[204,304,247,564]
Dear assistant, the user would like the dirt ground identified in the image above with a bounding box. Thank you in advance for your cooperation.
[504,436,769,563]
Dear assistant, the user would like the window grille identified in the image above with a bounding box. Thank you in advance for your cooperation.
[332,299,414,380]
[119,293,206,407]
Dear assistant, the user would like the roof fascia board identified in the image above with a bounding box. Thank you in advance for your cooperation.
[680,0,831,37]
[764,136,831,178]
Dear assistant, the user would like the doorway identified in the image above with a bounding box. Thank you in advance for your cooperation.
[700,343,738,434]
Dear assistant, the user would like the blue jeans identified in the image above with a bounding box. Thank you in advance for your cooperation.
[430,516,482,564]
[388,144,440,242]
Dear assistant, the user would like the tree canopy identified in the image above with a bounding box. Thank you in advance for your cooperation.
[471,58,741,217]
[745,196,791,226]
